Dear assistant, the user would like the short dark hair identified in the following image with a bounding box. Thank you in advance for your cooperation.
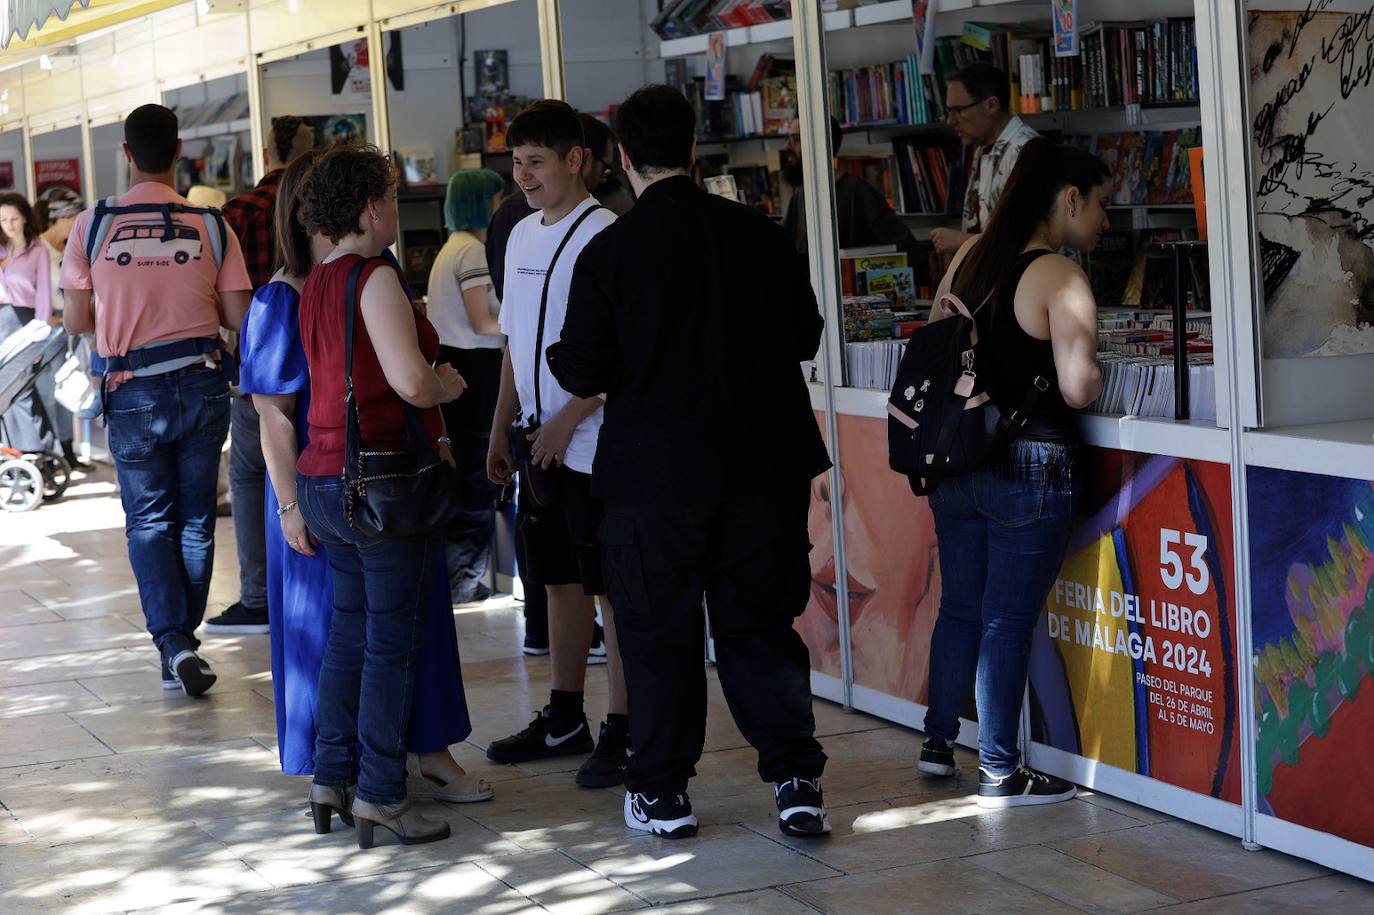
[615,84,695,174]
[0,193,38,244]
[271,115,307,165]
[507,100,582,158]
[297,144,394,244]
[577,113,613,159]
[274,146,324,278]
[125,104,180,173]
[950,62,1011,113]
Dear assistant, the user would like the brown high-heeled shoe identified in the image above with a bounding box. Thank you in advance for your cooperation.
[351,797,451,849]
[308,782,356,834]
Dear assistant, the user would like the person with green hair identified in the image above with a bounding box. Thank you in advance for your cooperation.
[427,168,506,605]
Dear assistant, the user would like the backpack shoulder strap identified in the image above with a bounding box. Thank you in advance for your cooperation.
[85,196,121,264]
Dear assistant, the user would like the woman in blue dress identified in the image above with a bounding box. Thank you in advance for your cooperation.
[238,148,491,802]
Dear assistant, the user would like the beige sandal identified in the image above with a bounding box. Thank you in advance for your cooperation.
[419,771,495,804]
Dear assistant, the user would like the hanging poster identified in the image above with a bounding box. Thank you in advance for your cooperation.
[1247,10,1374,357]
[302,114,367,148]
[704,32,727,101]
[330,38,371,100]
[1029,450,1241,802]
[801,413,941,701]
[1052,0,1079,57]
[1247,466,1374,849]
[0,161,12,189]
[34,158,79,197]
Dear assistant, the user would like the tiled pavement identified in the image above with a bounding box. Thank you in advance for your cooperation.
[1,467,1371,913]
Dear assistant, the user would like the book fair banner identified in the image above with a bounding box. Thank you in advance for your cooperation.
[1028,449,1241,802]
[1247,467,1374,850]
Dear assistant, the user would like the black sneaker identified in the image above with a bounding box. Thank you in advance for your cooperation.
[977,766,1077,809]
[165,648,217,698]
[775,777,831,837]
[203,601,269,635]
[575,719,631,788]
[522,637,550,656]
[486,707,594,764]
[587,621,607,666]
[918,736,956,777]
[624,790,698,839]
[159,656,178,691]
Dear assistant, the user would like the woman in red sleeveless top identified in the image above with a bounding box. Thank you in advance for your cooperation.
[294,145,467,849]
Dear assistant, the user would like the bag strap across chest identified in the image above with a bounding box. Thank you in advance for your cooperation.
[530,204,606,422]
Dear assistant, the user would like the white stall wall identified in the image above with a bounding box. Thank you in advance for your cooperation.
[562,0,653,113]
[261,46,377,143]
[90,123,125,199]
[387,18,464,180]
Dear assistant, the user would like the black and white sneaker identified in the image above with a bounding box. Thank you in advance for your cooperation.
[166,649,217,698]
[624,790,698,839]
[977,766,1077,809]
[203,601,269,635]
[775,777,830,836]
[587,621,607,665]
[918,736,956,777]
[575,719,631,788]
[486,707,594,764]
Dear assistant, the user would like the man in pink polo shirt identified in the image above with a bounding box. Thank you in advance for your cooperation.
[62,104,253,698]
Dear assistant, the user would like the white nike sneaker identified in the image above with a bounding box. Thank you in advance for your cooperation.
[624,790,699,839]
[485,706,595,764]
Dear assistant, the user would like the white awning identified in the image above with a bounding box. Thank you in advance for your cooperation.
[2,1,91,48]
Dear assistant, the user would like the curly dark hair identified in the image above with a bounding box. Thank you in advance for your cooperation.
[270,115,307,166]
[297,143,394,243]
[0,193,39,245]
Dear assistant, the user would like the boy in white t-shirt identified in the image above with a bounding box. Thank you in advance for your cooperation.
[484,100,628,788]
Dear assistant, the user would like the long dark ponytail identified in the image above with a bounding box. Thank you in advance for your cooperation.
[952,138,1110,317]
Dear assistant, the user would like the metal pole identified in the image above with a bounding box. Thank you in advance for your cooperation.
[537,0,564,100]
[1195,0,1261,851]
[367,17,392,155]
[792,0,853,709]
[244,7,267,186]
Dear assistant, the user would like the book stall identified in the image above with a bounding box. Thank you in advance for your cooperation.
[1,0,1369,882]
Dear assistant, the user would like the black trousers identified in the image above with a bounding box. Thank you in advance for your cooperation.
[438,345,503,602]
[601,481,826,796]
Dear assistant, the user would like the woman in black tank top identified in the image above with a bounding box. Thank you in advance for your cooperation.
[918,139,1109,808]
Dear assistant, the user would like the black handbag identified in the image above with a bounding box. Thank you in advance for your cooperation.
[508,203,607,508]
[341,257,462,540]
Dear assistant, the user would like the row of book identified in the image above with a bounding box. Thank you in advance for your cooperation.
[829,18,1199,131]
[1067,129,1200,206]
[845,339,908,391]
[694,156,784,214]
[1091,355,1216,421]
[837,141,959,217]
[173,93,250,130]
[1087,231,1210,311]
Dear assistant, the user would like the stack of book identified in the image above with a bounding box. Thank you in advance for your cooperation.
[652,0,890,39]
[1092,355,1216,421]
[845,339,908,391]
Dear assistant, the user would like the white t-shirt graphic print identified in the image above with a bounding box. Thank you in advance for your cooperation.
[499,196,615,474]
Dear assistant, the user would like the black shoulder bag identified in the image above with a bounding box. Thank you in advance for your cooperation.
[507,204,607,508]
[342,257,461,540]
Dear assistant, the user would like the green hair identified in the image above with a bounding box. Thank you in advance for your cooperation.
[444,168,505,232]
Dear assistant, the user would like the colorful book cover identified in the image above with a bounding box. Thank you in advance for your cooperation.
[865,267,918,310]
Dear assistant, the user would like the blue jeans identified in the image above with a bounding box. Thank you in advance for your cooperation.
[106,366,231,654]
[299,473,436,805]
[923,442,1077,776]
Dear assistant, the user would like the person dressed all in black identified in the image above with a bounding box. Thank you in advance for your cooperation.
[549,84,831,841]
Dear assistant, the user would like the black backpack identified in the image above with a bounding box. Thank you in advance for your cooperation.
[887,250,1055,496]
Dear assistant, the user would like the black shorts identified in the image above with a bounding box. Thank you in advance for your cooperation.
[517,466,605,595]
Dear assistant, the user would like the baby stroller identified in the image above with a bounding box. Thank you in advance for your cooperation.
[0,320,72,512]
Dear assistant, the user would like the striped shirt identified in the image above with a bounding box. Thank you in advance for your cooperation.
[425,230,503,350]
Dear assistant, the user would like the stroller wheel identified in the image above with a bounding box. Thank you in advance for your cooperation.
[42,454,71,501]
[0,459,43,512]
